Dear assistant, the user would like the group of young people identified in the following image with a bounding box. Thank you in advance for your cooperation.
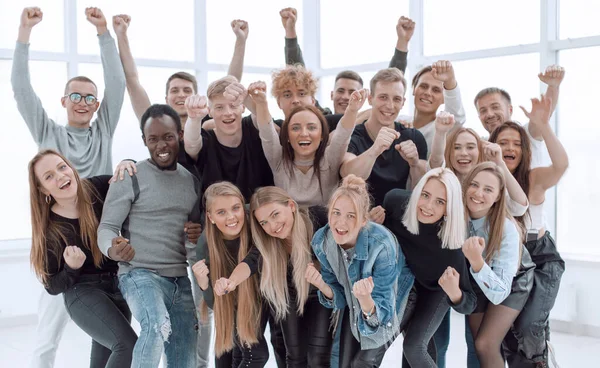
[16,5,568,368]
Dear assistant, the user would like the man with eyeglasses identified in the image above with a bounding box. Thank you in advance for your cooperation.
[12,6,125,179]
[11,7,125,368]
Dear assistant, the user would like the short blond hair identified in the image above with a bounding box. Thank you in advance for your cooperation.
[370,68,407,96]
[207,75,239,102]
[271,65,318,99]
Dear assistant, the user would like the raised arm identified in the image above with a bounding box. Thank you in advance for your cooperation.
[341,127,400,179]
[227,19,249,81]
[280,7,304,66]
[86,8,126,137]
[483,141,529,209]
[529,65,565,140]
[524,95,569,201]
[12,7,61,144]
[389,16,414,73]
[429,112,455,168]
[431,60,466,126]
[183,95,209,161]
[112,14,151,121]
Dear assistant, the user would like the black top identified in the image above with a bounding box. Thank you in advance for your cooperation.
[274,114,342,133]
[348,122,427,206]
[196,235,261,309]
[242,205,328,277]
[383,189,476,314]
[44,175,118,295]
[195,116,274,207]
[177,141,201,181]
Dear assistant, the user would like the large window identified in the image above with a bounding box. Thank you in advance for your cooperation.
[1,1,599,258]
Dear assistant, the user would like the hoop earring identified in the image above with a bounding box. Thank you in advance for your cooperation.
[45,195,51,204]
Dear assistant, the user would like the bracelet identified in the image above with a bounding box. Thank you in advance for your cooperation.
[362,305,375,319]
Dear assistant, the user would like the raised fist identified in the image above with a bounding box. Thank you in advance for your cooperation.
[462,236,485,264]
[231,19,249,40]
[373,127,400,155]
[395,140,420,166]
[347,89,369,113]
[248,81,268,105]
[112,14,131,36]
[435,111,455,134]
[305,263,324,288]
[20,7,43,29]
[223,82,248,106]
[482,141,503,165]
[396,16,415,43]
[192,260,210,290]
[280,7,298,33]
[85,7,107,29]
[63,246,86,270]
[352,276,374,299]
[431,60,457,89]
[185,95,209,120]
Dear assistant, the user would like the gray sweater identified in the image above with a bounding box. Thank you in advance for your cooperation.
[11,32,126,178]
[98,160,201,277]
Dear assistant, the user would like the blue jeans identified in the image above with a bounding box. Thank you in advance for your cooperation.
[119,269,198,368]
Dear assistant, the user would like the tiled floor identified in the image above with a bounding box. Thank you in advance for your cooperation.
[0,312,595,367]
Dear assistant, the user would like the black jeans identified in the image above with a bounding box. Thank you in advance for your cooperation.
[215,304,270,368]
[63,273,137,368]
[402,288,449,368]
[503,232,565,367]
[338,306,395,368]
[277,292,333,367]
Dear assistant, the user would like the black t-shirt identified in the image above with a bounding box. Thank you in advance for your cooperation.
[195,116,274,205]
[273,113,342,133]
[383,189,472,293]
[348,122,427,206]
[44,175,118,295]
[177,141,201,181]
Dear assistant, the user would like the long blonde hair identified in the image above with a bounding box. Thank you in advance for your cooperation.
[402,168,466,249]
[463,162,520,263]
[28,149,103,286]
[249,187,313,321]
[204,182,261,356]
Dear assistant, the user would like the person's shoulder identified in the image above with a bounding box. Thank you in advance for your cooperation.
[502,217,519,238]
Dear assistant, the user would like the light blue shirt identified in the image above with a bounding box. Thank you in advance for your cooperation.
[469,216,520,305]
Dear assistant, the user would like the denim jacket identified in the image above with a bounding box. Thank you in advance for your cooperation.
[311,222,414,349]
[469,216,520,305]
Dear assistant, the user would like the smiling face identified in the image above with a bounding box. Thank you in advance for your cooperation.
[496,128,523,173]
[287,110,323,161]
[208,195,245,240]
[466,170,501,219]
[209,95,245,137]
[277,85,316,118]
[143,114,182,170]
[331,78,362,114]
[451,131,480,177]
[61,80,99,127]
[329,195,365,247]
[166,78,195,118]
[417,178,447,224]
[413,72,444,115]
[254,201,296,240]
[34,154,78,202]
[368,81,405,127]
[476,93,513,134]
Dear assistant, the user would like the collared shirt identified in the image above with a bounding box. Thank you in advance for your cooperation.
[468,216,520,305]
[311,222,414,349]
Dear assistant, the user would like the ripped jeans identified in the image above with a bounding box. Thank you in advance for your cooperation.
[119,269,198,368]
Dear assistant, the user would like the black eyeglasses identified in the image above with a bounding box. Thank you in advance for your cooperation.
[64,92,98,106]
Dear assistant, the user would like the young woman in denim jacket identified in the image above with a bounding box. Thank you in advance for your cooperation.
[382,168,477,367]
[462,162,535,368]
[308,174,414,367]
[213,186,332,367]
[192,182,268,368]
[489,94,568,367]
